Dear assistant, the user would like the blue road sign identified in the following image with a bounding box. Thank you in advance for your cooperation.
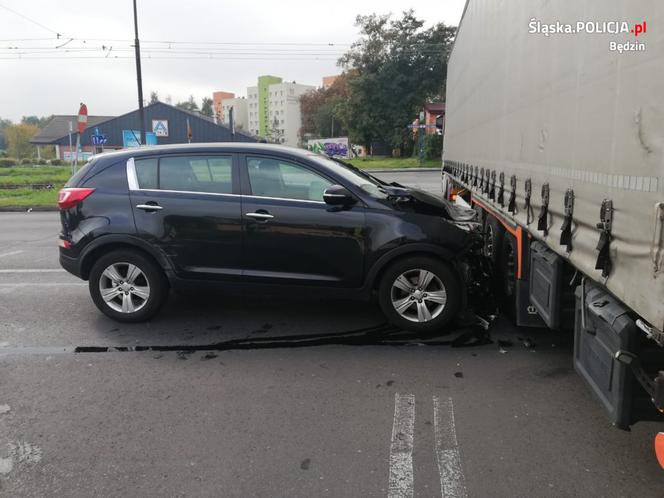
[91,127,108,146]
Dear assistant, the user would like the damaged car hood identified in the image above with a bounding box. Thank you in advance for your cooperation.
[384,185,478,223]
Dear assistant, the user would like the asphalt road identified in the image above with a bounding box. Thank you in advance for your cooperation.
[0,170,662,497]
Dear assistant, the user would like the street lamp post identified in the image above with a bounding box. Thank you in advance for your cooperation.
[132,0,146,145]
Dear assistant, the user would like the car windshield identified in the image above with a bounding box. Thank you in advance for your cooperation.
[306,154,390,199]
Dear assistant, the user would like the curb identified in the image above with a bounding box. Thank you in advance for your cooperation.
[0,206,58,212]
[364,168,440,173]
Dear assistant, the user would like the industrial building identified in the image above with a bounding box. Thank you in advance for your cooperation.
[31,101,255,160]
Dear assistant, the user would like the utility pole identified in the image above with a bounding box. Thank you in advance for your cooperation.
[132,0,146,145]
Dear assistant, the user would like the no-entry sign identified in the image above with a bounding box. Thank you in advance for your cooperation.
[77,103,88,134]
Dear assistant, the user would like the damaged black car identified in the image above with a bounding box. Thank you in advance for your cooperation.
[58,143,485,331]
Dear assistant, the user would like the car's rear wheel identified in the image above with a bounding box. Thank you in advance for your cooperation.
[89,249,168,322]
[378,257,461,332]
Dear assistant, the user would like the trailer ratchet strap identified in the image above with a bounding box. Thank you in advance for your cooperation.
[524,178,533,224]
[595,199,613,278]
[508,175,517,213]
[537,183,550,236]
[560,189,574,251]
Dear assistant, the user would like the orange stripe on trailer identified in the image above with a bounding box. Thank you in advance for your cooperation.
[656,432,664,469]
[471,196,523,280]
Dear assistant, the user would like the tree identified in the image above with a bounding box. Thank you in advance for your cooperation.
[0,117,13,151]
[267,116,284,144]
[175,95,199,112]
[337,10,455,152]
[149,91,160,104]
[21,115,52,128]
[300,75,349,139]
[200,97,214,118]
[6,123,39,158]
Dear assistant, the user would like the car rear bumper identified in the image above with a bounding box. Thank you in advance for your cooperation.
[59,251,82,279]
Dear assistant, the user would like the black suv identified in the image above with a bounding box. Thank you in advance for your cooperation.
[58,144,481,331]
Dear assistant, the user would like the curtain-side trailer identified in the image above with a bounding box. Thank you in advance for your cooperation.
[442,0,664,464]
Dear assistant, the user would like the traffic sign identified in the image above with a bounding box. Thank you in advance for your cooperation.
[91,128,108,146]
[77,103,88,134]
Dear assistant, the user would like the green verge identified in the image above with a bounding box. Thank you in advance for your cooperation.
[347,157,441,169]
[0,186,60,208]
[0,166,72,186]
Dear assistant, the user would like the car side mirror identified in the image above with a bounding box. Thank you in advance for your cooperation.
[323,185,356,206]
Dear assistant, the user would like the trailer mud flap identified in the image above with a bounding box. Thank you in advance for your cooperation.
[574,282,637,428]
[574,282,664,428]
[529,241,563,329]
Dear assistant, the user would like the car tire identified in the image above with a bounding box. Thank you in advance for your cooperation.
[378,256,461,332]
[88,249,169,322]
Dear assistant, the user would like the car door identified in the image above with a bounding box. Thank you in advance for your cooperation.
[239,154,367,287]
[128,153,243,280]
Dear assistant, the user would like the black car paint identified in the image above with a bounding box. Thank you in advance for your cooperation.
[59,144,478,301]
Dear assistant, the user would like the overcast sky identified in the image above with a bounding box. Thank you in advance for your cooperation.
[0,0,465,122]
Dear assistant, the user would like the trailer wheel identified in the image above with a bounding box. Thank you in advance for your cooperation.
[483,215,504,265]
[500,232,518,314]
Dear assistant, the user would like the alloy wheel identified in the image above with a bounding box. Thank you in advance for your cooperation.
[390,269,447,323]
[98,262,150,313]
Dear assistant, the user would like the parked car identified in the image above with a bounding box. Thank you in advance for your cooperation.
[58,143,482,331]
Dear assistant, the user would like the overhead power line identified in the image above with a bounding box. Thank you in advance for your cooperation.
[0,3,62,37]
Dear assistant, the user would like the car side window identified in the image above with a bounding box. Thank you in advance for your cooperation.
[159,156,233,194]
[246,157,332,201]
[134,158,158,189]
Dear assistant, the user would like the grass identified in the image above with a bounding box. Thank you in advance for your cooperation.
[0,165,72,186]
[0,165,69,208]
[0,187,59,208]
[348,156,441,169]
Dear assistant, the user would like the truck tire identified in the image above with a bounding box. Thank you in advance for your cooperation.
[88,249,169,322]
[500,232,518,315]
[484,214,505,265]
[378,256,461,333]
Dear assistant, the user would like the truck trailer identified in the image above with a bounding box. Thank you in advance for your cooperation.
[441,0,664,464]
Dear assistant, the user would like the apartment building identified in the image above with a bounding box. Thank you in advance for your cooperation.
[212,91,235,123]
[220,97,248,131]
[246,75,315,146]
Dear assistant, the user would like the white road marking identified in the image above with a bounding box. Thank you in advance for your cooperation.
[0,269,65,273]
[388,393,415,498]
[0,250,23,258]
[0,283,84,287]
[433,396,467,498]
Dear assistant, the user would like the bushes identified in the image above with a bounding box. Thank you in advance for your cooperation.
[424,134,443,160]
[0,158,17,167]
[50,159,63,166]
[37,158,47,165]
[20,158,32,165]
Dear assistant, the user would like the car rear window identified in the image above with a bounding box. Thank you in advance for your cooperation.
[64,158,97,187]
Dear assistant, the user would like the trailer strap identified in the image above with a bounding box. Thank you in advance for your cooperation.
[537,183,550,235]
[489,170,496,201]
[595,199,613,278]
[508,175,517,213]
[497,172,505,207]
[560,188,575,251]
[524,178,533,224]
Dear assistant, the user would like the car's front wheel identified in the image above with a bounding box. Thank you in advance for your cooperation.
[88,249,168,322]
[378,257,461,332]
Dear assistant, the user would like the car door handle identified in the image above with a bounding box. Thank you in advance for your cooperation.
[246,212,274,220]
[136,204,163,211]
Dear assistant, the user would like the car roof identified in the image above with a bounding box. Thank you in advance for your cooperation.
[94,143,317,161]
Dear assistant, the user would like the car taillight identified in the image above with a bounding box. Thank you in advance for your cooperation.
[57,188,95,210]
